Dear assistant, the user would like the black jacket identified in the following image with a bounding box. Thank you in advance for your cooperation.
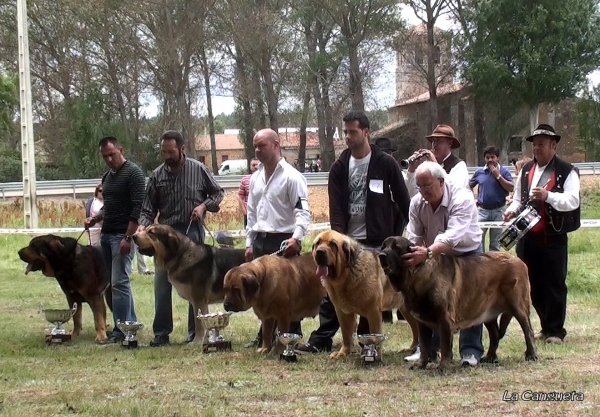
[328,145,411,246]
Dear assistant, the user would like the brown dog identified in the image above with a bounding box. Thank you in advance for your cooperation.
[312,230,419,359]
[379,236,538,371]
[18,235,112,342]
[223,253,326,354]
[133,224,246,344]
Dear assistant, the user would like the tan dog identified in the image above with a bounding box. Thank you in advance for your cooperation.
[312,230,419,359]
[223,253,326,354]
[132,225,246,344]
[379,236,537,371]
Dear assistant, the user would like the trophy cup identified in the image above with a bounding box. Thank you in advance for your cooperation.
[116,320,144,349]
[197,311,232,353]
[277,332,302,363]
[357,334,388,366]
[41,303,77,345]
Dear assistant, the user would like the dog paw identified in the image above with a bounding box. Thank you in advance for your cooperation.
[329,350,347,359]
[525,352,538,362]
[409,363,427,371]
[481,355,499,364]
[256,347,269,355]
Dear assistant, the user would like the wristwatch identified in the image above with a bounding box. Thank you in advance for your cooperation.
[124,235,132,242]
[426,248,433,259]
[496,174,502,180]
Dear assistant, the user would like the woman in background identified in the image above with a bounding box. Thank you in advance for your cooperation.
[85,184,104,246]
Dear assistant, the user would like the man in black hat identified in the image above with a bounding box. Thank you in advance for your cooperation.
[503,124,580,344]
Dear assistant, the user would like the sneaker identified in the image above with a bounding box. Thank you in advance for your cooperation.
[460,353,479,367]
[545,336,564,345]
[295,342,331,354]
[404,346,421,362]
[99,335,123,345]
[149,335,170,347]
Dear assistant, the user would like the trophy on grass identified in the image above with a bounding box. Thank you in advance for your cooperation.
[197,311,233,353]
[357,334,388,366]
[41,303,77,345]
[116,320,144,349]
[277,332,302,363]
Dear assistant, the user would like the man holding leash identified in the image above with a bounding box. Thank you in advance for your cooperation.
[403,161,484,366]
[84,136,146,344]
[297,111,410,354]
[503,124,580,344]
[137,130,224,347]
[244,128,311,348]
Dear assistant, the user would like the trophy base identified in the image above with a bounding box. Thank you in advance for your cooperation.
[45,333,71,345]
[203,340,232,353]
[361,347,382,366]
[280,353,298,363]
[121,339,139,349]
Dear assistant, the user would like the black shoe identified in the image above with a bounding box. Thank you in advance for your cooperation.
[185,333,195,344]
[149,335,170,347]
[244,337,260,348]
[99,335,124,345]
[295,342,331,354]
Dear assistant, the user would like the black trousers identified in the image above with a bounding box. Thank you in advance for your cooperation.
[517,232,568,340]
[252,233,302,342]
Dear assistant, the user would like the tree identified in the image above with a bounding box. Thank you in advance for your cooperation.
[460,0,600,148]
[577,85,600,161]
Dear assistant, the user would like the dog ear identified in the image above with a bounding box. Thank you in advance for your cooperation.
[242,275,259,298]
[342,240,358,265]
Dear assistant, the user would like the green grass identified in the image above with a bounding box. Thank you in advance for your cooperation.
[1,228,600,416]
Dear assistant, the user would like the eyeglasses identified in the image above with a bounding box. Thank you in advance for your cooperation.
[416,183,435,192]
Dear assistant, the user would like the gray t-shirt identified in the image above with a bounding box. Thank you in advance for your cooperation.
[347,152,371,240]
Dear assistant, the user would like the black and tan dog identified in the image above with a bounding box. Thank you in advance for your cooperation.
[312,230,419,359]
[379,236,538,371]
[132,224,246,344]
[18,234,112,342]
[223,253,326,354]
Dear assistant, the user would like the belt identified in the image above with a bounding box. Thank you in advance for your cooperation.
[479,202,505,210]
[256,232,292,239]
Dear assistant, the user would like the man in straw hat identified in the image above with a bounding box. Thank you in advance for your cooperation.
[503,124,580,345]
[404,124,469,198]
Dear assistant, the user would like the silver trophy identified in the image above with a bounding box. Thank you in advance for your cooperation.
[197,311,233,353]
[357,334,388,366]
[41,303,77,345]
[277,332,302,363]
[116,320,144,349]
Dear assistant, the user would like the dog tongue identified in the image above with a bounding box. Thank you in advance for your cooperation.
[316,265,329,278]
[25,264,32,275]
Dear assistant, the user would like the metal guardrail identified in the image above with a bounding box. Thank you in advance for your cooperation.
[0,162,598,200]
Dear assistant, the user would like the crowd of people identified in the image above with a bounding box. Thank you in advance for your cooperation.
[83,113,580,360]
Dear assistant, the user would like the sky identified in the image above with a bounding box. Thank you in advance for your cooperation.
[141,6,599,119]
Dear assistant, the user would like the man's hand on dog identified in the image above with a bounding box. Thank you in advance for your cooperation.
[401,246,428,268]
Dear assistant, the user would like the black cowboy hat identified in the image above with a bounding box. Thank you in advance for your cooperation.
[374,137,398,153]
[526,124,561,143]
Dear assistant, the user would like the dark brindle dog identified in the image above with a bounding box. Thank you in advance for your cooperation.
[379,236,537,371]
[18,235,112,342]
[132,224,246,344]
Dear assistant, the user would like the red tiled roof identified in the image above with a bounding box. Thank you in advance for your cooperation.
[393,83,464,107]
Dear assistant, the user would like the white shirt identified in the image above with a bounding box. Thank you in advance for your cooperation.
[507,162,580,214]
[406,154,469,197]
[407,181,482,255]
[246,158,311,247]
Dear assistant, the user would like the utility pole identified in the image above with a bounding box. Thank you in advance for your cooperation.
[17,0,38,228]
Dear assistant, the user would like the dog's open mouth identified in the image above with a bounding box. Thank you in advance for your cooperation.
[137,246,155,256]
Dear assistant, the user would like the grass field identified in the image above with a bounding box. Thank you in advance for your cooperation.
[1,191,599,416]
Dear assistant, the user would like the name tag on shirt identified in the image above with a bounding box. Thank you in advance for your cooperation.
[369,179,384,194]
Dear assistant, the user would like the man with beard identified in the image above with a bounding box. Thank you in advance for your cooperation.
[137,130,224,346]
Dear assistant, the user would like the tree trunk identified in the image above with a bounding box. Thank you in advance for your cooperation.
[473,98,487,165]
[235,43,255,162]
[201,45,218,174]
[527,103,540,153]
[298,86,311,173]
[347,43,365,111]
[261,62,279,132]
[426,20,438,131]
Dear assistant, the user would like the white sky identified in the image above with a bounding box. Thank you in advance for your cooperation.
[142,6,599,118]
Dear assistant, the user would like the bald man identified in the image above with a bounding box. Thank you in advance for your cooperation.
[243,128,311,349]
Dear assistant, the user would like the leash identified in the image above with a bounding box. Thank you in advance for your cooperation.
[270,240,289,256]
[75,228,87,243]
[185,217,221,248]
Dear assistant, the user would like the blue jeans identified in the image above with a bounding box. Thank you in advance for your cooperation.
[153,222,203,338]
[101,233,137,339]
[426,248,484,361]
[478,207,504,252]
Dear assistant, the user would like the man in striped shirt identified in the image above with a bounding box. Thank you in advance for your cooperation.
[237,157,259,227]
[137,130,224,347]
[84,136,146,344]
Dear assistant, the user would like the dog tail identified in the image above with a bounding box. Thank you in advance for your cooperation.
[498,313,512,339]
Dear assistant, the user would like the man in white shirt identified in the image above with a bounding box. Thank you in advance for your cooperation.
[244,128,311,348]
[405,124,469,197]
[403,161,484,366]
[503,124,580,344]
